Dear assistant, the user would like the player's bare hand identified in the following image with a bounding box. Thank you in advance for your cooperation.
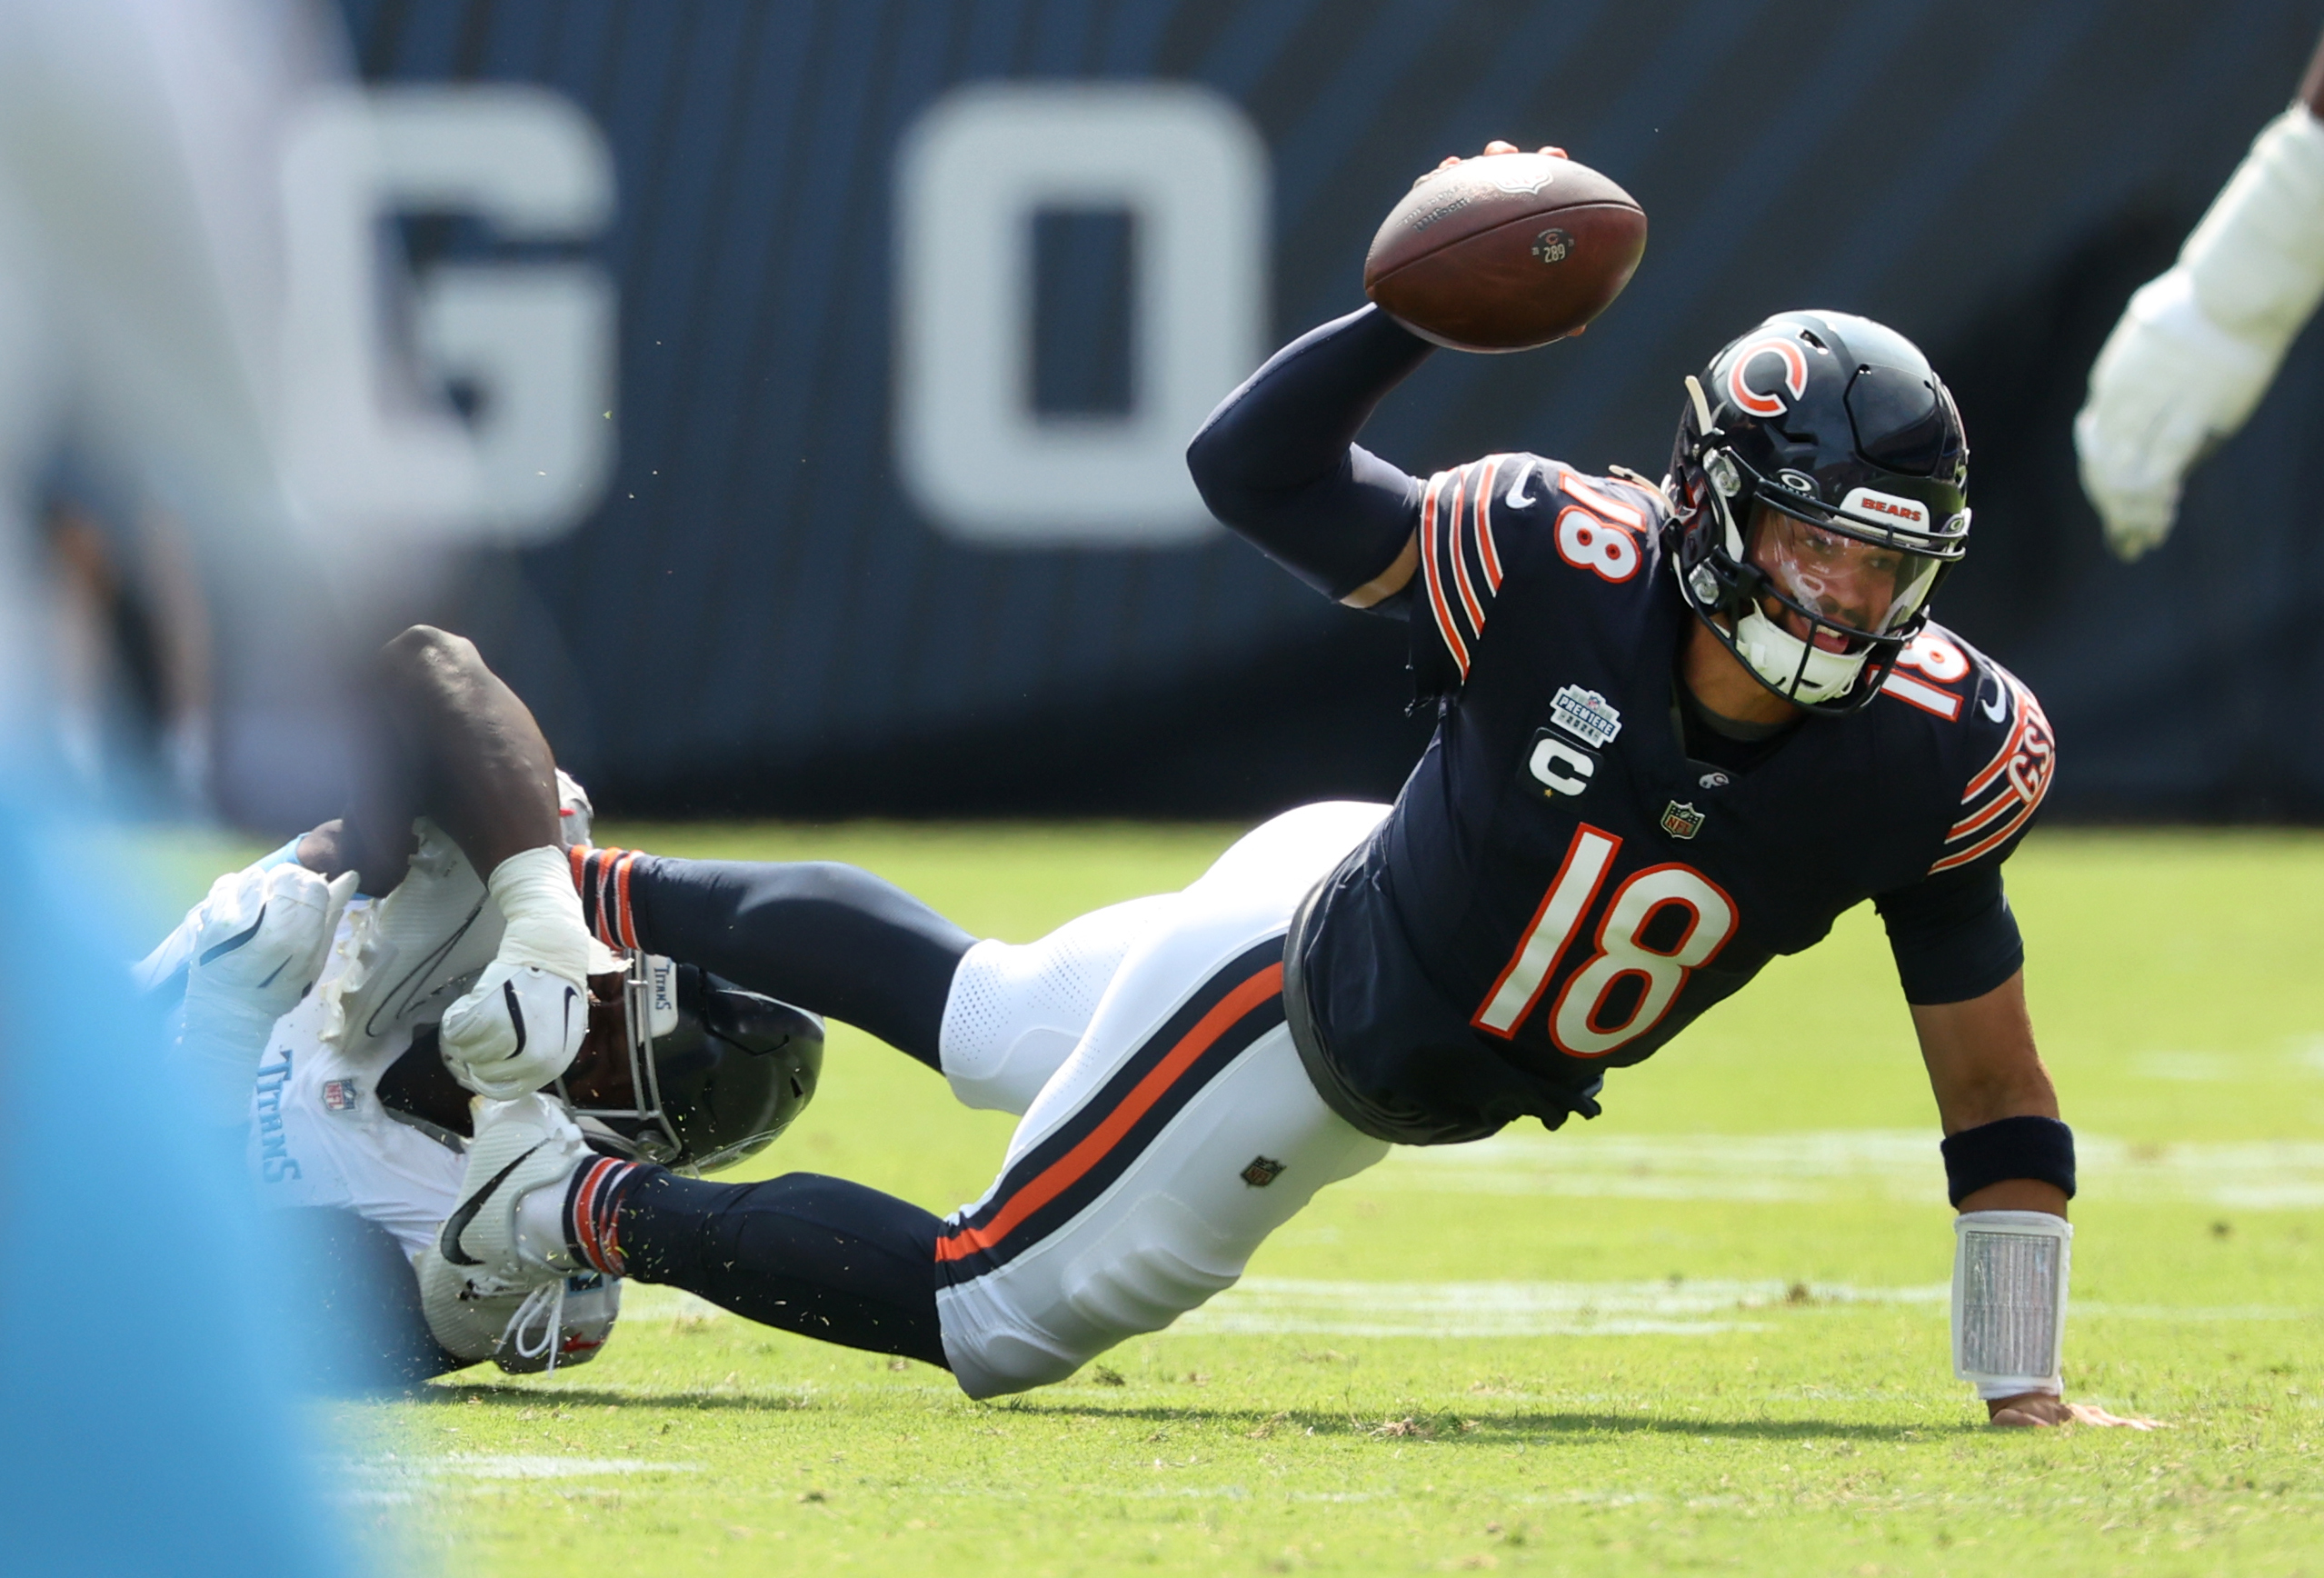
[1986,1393,2165,1429]
[1428,141,1568,178]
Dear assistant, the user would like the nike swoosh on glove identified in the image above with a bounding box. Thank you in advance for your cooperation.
[438,959,586,1100]
[175,862,358,1125]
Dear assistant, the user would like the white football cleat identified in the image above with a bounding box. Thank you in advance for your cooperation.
[436,1093,591,1284]
[439,960,587,1099]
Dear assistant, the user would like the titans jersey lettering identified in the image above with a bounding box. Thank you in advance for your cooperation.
[1290,454,2054,1145]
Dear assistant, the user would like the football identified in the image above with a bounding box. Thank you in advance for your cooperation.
[1363,150,1648,352]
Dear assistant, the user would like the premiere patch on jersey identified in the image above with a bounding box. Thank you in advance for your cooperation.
[1524,728,1599,799]
[1660,801,1706,840]
[1550,684,1622,748]
[1241,1155,1286,1188]
[321,1078,360,1112]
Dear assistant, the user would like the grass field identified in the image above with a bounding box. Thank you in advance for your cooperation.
[182,824,2324,1575]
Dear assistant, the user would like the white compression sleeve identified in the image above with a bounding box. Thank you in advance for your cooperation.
[485,844,591,985]
[2182,105,2324,347]
[2076,105,2324,556]
[1952,1210,2071,1400]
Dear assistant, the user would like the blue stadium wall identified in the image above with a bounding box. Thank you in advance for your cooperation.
[343,0,2324,820]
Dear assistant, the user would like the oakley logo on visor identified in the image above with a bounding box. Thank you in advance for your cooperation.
[1841,486,1928,529]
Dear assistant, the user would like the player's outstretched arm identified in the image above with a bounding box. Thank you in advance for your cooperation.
[1913,974,2159,1429]
[2075,21,2324,559]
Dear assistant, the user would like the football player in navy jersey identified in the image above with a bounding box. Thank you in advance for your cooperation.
[436,145,2150,1428]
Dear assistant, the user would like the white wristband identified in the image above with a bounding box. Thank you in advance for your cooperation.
[1952,1210,2070,1400]
[485,844,591,986]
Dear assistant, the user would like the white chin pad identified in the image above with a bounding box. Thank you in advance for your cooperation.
[1731,608,1868,704]
[1952,1210,2071,1399]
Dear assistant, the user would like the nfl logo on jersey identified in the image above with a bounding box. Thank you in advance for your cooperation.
[321,1079,359,1112]
[1659,801,1706,841]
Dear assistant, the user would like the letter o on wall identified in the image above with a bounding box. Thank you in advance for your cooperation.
[895,83,1269,547]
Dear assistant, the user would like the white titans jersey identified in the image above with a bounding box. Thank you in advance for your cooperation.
[248,820,505,1260]
[231,776,605,1261]
[249,972,464,1262]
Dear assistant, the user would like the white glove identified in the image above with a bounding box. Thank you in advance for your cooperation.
[175,862,358,1124]
[2074,272,2274,559]
[437,845,593,1099]
[438,960,586,1099]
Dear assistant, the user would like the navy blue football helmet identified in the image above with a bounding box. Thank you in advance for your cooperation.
[1665,310,1970,711]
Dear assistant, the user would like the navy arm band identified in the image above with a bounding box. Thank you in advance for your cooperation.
[1940,1115,2076,1206]
[1187,305,1432,603]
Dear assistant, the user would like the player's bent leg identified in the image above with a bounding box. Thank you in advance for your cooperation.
[940,894,1181,1114]
[934,800,1395,1399]
[939,1021,1386,1397]
[938,802,1389,1124]
[514,800,1396,1393]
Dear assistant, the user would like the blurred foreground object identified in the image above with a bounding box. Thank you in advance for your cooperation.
[2077,26,2324,559]
[0,785,340,1576]
[0,0,538,1569]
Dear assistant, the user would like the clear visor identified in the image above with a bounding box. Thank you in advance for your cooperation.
[1747,503,1940,652]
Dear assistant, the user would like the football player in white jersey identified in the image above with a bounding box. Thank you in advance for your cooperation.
[141,626,821,1383]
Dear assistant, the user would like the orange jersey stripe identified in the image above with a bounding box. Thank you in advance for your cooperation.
[1446,468,1486,635]
[614,853,637,949]
[1961,684,2033,800]
[1947,786,2022,843]
[1474,456,1505,592]
[1930,797,2041,874]
[1420,474,1470,678]
[933,963,1285,1264]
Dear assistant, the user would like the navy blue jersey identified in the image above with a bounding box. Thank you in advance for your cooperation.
[1290,454,2054,1144]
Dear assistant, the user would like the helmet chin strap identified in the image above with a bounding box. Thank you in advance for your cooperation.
[1684,374,1715,438]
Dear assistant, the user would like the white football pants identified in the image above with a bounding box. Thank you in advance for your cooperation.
[932,801,1393,1398]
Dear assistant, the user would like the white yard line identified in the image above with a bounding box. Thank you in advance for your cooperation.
[1378,1130,2324,1208]
[1165,1278,1924,1338]
[1159,1278,2318,1336]
[335,1453,703,1504]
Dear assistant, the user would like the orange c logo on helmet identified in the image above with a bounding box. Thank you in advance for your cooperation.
[1727,337,1810,418]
